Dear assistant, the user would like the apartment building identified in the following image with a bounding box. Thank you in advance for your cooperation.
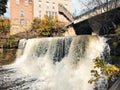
[33,0,72,22]
[10,0,33,35]
[10,0,72,35]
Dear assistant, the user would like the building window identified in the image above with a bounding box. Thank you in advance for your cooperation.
[49,11,51,17]
[20,10,24,17]
[52,2,55,9]
[16,0,20,5]
[25,0,29,6]
[52,12,54,17]
[39,1,42,8]
[55,12,57,16]
[46,11,48,16]
[20,19,24,25]
[29,0,32,3]
[46,1,49,8]
[39,11,42,17]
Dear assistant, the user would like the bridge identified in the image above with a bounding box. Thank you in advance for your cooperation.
[59,0,120,35]
[74,0,120,24]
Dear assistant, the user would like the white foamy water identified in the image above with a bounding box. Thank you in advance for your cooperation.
[0,36,108,90]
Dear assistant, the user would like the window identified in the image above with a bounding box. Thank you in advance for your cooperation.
[52,12,55,17]
[29,0,32,3]
[55,12,57,16]
[25,0,28,6]
[39,1,42,8]
[52,2,55,9]
[39,11,42,17]
[46,11,48,16]
[46,1,49,8]
[20,19,24,25]
[20,10,24,17]
[49,11,51,17]
[16,0,20,5]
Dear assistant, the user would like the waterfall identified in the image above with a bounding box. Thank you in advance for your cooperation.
[0,35,109,90]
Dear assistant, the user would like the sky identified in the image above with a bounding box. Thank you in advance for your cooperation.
[72,0,87,16]
[4,0,86,18]
[72,0,81,15]
[4,0,10,18]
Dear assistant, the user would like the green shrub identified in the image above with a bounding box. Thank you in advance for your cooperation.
[6,36,15,48]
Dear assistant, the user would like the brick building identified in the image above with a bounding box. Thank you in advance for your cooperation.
[33,0,72,22]
[10,0,33,35]
[10,0,72,35]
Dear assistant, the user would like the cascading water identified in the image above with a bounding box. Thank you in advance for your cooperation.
[0,35,109,90]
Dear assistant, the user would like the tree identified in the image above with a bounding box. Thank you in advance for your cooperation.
[31,16,67,37]
[0,0,8,16]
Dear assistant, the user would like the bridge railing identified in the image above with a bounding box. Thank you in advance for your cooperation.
[74,0,120,24]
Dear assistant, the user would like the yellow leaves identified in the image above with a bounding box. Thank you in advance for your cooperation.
[103,65,119,72]
[0,19,10,27]
[89,57,120,84]
[3,19,10,26]
[0,18,10,32]
[31,15,66,37]
[102,65,120,78]
[0,22,2,27]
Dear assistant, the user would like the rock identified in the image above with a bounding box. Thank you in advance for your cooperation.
[0,48,17,65]
[109,77,120,90]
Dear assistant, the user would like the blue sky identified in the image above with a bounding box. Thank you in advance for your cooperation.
[4,0,86,18]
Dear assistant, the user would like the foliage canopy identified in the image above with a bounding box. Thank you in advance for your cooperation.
[31,16,67,37]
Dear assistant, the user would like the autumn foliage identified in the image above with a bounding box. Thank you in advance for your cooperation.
[0,18,10,33]
[31,16,67,37]
[88,57,120,84]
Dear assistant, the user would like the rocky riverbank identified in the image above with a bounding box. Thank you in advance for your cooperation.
[0,48,17,65]
[0,32,18,65]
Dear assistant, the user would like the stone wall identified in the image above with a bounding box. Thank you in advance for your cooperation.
[10,19,32,35]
